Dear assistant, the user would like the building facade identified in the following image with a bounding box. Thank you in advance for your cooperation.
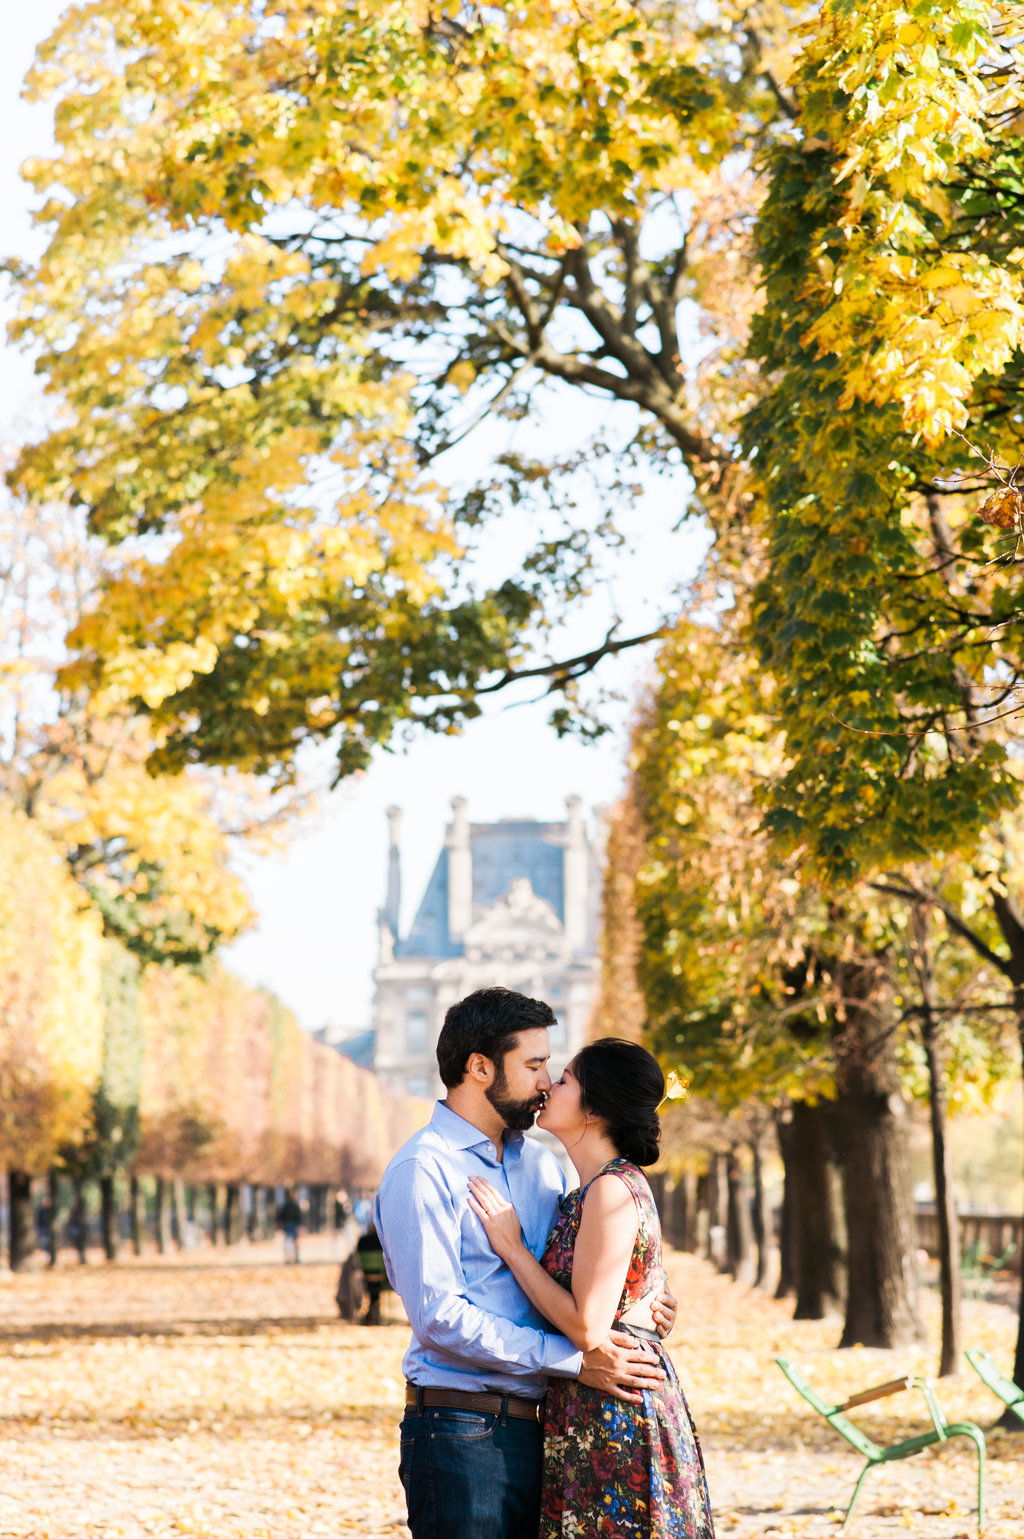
[372,798,607,1099]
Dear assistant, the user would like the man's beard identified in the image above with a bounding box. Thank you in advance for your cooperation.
[486,1064,546,1132]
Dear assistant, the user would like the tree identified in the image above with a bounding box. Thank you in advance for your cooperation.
[0,805,105,1268]
[617,607,1019,1354]
[84,944,144,1261]
[747,0,1024,1384]
[871,857,1024,1388]
[7,0,798,780]
[0,468,270,966]
[748,5,1024,875]
[621,613,924,1345]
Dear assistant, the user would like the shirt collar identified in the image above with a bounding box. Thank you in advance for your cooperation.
[430,1100,525,1158]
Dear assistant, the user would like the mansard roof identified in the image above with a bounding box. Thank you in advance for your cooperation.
[396,819,567,960]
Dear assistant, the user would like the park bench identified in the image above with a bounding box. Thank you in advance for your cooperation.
[965,1347,1024,1427]
[775,1356,986,1535]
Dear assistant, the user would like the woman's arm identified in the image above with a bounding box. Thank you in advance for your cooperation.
[467,1174,639,1353]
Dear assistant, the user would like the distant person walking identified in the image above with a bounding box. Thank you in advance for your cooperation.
[276,1188,303,1264]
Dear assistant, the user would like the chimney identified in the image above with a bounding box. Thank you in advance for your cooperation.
[563,795,588,953]
[447,796,473,943]
[382,805,402,937]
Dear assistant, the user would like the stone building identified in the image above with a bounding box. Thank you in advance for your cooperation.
[372,798,607,1099]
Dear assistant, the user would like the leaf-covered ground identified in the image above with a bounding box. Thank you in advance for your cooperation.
[1,1237,1021,1538]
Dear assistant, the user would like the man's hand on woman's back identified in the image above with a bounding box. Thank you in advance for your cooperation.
[652,1274,678,1338]
[578,1331,665,1405]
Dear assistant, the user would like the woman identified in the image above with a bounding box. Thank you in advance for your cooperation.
[468,1038,715,1539]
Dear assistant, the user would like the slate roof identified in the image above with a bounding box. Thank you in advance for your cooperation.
[396,820,566,959]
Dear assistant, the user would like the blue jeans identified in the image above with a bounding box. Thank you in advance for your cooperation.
[399,1407,543,1539]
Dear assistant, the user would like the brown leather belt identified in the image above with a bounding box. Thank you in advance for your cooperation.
[405,1383,545,1423]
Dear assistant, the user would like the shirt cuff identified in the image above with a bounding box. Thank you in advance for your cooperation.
[542,1336,583,1380]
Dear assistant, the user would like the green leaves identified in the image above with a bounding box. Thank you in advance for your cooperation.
[747,3,1024,883]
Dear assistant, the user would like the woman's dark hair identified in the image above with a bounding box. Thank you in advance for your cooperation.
[573,1038,664,1166]
[436,986,556,1088]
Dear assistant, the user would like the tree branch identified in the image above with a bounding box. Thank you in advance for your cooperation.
[868,877,1010,975]
[475,623,667,696]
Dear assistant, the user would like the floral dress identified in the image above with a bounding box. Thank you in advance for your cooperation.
[539,1159,715,1539]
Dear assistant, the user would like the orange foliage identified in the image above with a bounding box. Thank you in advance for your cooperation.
[590,786,647,1044]
[135,964,429,1186]
[0,805,104,1170]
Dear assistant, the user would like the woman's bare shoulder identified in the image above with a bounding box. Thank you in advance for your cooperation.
[581,1169,639,1214]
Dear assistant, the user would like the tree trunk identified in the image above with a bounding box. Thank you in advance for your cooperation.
[833,954,923,1350]
[680,1171,698,1252]
[694,1171,710,1258]
[8,1170,36,1272]
[921,1022,961,1377]
[725,1148,754,1281]
[707,1153,728,1269]
[774,1109,797,1299]
[790,1099,845,1319]
[750,1139,767,1288]
[224,1183,241,1245]
[129,1174,143,1257]
[173,1179,188,1249]
[207,1182,221,1245]
[100,1174,119,1262]
[46,1170,60,1268]
[985,892,1024,1421]
[72,1176,88,1263]
[1015,1011,1024,1407]
[1003,983,1024,1411]
[663,1175,686,1251]
[154,1176,170,1254]
[910,903,961,1377]
[247,1185,259,1243]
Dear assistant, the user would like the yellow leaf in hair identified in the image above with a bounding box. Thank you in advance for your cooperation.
[661,1069,690,1104]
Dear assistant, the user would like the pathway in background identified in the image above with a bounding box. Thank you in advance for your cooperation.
[0,1248,1021,1537]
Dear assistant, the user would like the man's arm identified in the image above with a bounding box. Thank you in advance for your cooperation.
[377,1162,665,1402]
[375,1159,583,1381]
[579,1333,663,1405]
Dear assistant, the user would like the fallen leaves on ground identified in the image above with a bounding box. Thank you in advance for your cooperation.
[0,1236,1021,1538]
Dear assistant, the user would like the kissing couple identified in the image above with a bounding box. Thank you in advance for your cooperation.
[375,986,715,1539]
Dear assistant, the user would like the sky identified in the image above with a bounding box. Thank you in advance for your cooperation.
[0,6,707,1030]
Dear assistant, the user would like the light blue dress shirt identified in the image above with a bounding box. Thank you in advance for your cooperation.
[374,1101,584,1395]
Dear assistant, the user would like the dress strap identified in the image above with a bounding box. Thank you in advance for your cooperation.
[576,1157,628,1201]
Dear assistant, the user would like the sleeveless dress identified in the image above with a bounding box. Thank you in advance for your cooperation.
[539,1159,715,1539]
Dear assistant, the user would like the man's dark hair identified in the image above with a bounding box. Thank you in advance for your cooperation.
[436,986,555,1089]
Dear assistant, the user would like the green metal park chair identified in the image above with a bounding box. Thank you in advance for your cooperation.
[965,1347,1024,1428]
[775,1356,986,1535]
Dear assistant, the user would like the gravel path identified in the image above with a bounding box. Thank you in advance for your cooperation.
[0,1239,1020,1537]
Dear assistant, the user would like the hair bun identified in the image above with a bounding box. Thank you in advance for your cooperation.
[573,1038,665,1167]
[612,1114,661,1167]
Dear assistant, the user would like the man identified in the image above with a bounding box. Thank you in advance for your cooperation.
[375,987,671,1539]
[276,1188,303,1264]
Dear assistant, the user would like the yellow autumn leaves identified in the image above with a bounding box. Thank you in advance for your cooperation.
[794,1,1024,442]
[0,805,106,1168]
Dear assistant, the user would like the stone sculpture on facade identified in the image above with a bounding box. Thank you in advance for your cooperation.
[371,797,606,1099]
